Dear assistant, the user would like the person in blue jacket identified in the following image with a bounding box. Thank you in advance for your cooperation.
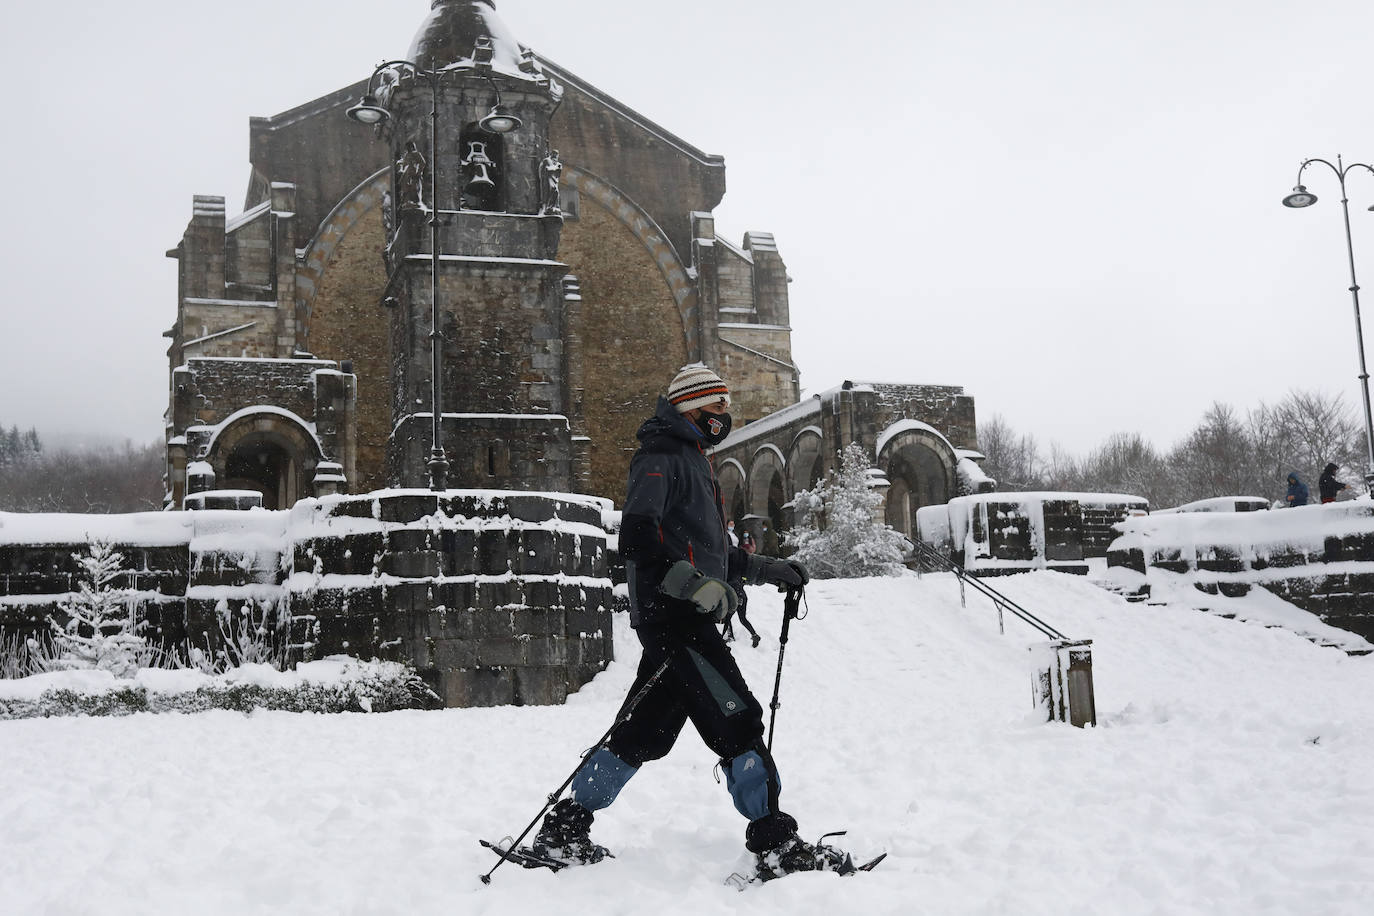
[1286,471,1309,507]
[532,365,853,881]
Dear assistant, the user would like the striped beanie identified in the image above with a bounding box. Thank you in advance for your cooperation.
[667,364,731,413]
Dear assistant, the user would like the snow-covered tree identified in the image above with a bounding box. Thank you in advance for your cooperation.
[49,541,154,678]
[785,443,909,579]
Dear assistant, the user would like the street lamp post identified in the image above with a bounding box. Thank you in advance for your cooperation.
[1282,155,1374,491]
[347,60,520,491]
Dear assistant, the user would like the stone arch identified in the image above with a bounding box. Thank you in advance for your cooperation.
[206,408,325,511]
[563,166,697,355]
[747,444,788,555]
[716,458,747,531]
[876,424,959,539]
[295,168,391,327]
[558,170,691,504]
[787,426,825,496]
[292,168,392,491]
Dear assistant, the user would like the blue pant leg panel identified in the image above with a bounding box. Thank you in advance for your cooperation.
[723,749,781,820]
[570,747,639,812]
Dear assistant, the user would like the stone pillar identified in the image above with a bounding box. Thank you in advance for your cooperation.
[691,212,720,368]
[269,182,298,352]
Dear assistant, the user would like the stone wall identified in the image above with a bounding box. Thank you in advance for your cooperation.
[0,511,278,653]
[287,491,613,706]
[916,492,1149,574]
[0,490,615,707]
[1106,502,1374,641]
[869,384,978,454]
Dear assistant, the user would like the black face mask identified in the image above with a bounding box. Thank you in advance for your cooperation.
[695,411,733,446]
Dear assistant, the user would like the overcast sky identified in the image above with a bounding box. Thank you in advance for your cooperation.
[3,0,1373,457]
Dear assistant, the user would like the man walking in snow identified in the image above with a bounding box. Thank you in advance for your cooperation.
[1286,471,1309,507]
[532,365,848,880]
[1318,463,1348,504]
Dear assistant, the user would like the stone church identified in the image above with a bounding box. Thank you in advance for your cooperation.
[164,0,801,512]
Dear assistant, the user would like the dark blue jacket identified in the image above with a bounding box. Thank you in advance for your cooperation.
[620,397,745,627]
[1286,472,1309,507]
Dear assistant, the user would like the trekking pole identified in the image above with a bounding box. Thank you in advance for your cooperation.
[480,656,672,886]
[766,585,804,753]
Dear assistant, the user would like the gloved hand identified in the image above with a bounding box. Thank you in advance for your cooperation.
[661,560,738,622]
[746,555,810,589]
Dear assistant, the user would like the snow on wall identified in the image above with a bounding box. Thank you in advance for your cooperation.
[1110,500,1374,562]
[1152,496,1271,514]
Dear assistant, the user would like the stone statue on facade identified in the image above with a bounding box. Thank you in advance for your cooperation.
[381,189,397,269]
[541,148,563,214]
[396,141,427,211]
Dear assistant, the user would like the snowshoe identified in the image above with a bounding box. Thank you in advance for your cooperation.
[530,798,611,866]
[726,831,885,889]
[480,838,570,872]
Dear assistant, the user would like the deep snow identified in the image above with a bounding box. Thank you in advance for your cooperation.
[3,572,1373,915]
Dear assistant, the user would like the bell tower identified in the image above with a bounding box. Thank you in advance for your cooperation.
[350,0,577,490]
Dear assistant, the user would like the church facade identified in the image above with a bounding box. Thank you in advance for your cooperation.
[164,0,800,511]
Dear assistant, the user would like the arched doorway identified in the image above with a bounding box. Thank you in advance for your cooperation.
[205,410,324,511]
[788,428,825,496]
[716,459,747,530]
[748,445,788,555]
[222,435,300,510]
[878,427,958,539]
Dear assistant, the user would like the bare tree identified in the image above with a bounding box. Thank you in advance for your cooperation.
[1166,402,1257,504]
[977,414,1046,490]
[0,440,164,513]
[1078,432,1169,504]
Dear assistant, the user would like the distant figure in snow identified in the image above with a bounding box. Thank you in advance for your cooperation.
[1286,472,1309,507]
[1318,463,1348,504]
[740,530,757,554]
[727,519,739,547]
[721,561,761,648]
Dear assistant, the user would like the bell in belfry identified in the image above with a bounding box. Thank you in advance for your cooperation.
[462,140,498,209]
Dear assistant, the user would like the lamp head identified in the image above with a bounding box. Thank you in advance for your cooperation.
[478,105,521,134]
[346,95,390,125]
[1282,185,1317,208]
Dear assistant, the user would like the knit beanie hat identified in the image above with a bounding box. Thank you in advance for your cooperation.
[667,364,731,413]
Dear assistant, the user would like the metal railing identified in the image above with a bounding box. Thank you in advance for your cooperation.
[912,541,1067,640]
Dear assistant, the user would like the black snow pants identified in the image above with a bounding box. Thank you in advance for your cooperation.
[609,613,767,764]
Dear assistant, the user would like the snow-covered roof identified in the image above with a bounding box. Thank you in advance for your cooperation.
[714,395,822,450]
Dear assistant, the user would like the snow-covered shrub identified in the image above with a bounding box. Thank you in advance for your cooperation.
[785,443,909,579]
[48,541,157,678]
[0,632,60,680]
[0,658,442,719]
[216,597,289,671]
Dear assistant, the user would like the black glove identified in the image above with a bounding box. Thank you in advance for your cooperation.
[661,560,738,623]
[746,555,810,589]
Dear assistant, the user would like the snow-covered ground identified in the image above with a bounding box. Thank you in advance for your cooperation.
[3,572,1373,915]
